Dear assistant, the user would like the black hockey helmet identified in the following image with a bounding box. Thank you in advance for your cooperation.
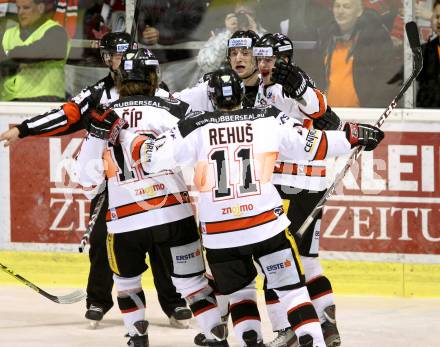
[99,31,132,54]
[253,33,294,63]
[207,68,245,109]
[120,48,159,83]
[227,30,260,58]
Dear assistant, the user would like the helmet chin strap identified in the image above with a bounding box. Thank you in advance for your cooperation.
[242,68,258,82]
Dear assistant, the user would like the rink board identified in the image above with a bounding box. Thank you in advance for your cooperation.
[0,104,440,297]
[1,250,439,297]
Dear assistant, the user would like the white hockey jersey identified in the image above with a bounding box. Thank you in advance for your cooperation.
[255,79,329,191]
[75,95,194,234]
[173,81,215,113]
[120,105,351,249]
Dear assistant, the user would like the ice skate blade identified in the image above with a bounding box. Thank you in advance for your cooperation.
[88,320,100,329]
[169,316,190,329]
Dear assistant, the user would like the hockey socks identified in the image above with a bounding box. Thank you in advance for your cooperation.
[276,286,325,346]
[230,281,262,346]
[306,275,334,324]
[117,290,146,336]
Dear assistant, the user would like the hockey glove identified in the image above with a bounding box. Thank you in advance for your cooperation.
[344,122,384,151]
[312,106,343,130]
[271,59,307,99]
[89,107,128,145]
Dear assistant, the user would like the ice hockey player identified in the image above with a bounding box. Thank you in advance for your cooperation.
[173,30,260,112]
[224,29,260,107]
[253,32,352,347]
[91,68,384,347]
[0,31,192,329]
[74,48,229,347]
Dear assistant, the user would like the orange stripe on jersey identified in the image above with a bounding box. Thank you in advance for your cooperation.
[274,163,326,177]
[203,207,283,234]
[303,119,313,129]
[62,102,82,124]
[35,124,70,137]
[131,136,149,163]
[106,192,190,222]
[303,89,326,120]
[313,132,328,161]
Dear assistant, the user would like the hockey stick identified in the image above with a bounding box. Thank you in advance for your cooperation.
[0,262,86,304]
[128,0,140,46]
[78,184,106,253]
[296,21,423,239]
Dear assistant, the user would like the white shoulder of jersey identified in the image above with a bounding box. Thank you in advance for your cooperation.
[155,87,170,97]
[172,81,214,112]
[72,135,106,199]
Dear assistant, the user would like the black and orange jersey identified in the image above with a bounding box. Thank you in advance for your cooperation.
[16,73,117,138]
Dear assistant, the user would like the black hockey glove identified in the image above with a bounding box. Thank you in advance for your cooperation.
[312,107,343,130]
[271,59,307,99]
[344,122,384,151]
[89,107,128,145]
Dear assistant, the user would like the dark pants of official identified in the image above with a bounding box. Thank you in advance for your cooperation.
[86,190,186,317]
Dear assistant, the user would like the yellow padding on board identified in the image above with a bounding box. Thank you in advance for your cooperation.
[0,251,155,289]
[0,252,439,297]
[321,260,440,297]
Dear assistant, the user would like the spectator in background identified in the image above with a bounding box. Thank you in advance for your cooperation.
[0,0,69,101]
[53,0,78,39]
[317,0,396,108]
[417,0,440,108]
[136,0,208,91]
[197,2,265,77]
[415,0,437,41]
[253,0,333,87]
[363,0,403,48]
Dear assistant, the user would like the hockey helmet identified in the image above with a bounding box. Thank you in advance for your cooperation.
[253,33,294,63]
[120,48,159,83]
[207,68,245,109]
[227,30,260,58]
[99,31,132,55]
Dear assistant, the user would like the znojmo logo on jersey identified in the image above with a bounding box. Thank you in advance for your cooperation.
[135,183,165,197]
[222,203,254,217]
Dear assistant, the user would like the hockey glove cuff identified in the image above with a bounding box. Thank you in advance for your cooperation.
[271,59,307,99]
[89,108,128,145]
[312,107,343,130]
[344,122,384,151]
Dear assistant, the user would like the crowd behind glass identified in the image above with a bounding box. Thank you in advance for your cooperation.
[0,0,439,108]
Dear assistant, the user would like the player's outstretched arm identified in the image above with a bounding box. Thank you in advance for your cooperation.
[0,127,20,147]
[344,122,384,151]
[279,117,384,161]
